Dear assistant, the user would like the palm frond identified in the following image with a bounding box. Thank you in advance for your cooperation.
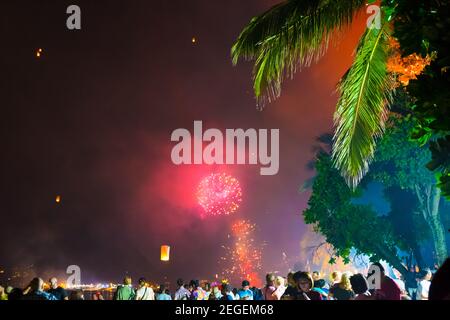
[332,23,395,188]
[231,0,365,104]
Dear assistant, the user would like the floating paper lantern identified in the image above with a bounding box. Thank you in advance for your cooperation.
[55,195,61,203]
[160,245,170,261]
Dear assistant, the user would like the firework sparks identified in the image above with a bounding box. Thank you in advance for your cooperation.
[219,220,263,287]
[196,173,242,217]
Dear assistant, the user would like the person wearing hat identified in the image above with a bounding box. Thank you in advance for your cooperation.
[237,280,254,300]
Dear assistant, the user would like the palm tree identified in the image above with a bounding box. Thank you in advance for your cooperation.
[232,0,395,188]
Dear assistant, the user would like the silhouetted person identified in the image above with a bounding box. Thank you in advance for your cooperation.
[350,273,373,300]
[174,278,190,300]
[135,277,154,300]
[429,258,450,300]
[114,276,135,300]
[237,280,253,300]
[156,284,171,300]
[417,269,432,300]
[22,278,57,300]
[69,289,84,300]
[293,271,323,300]
[370,262,401,300]
[48,277,68,300]
[329,272,354,300]
[7,288,23,301]
[261,273,276,300]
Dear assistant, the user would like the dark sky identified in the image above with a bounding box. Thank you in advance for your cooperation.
[0,0,367,285]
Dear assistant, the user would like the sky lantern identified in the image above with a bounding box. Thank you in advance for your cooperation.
[36,48,43,58]
[160,245,170,261]
[55,195,61,204]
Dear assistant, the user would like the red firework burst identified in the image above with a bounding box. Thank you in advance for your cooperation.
[196,173,242,216]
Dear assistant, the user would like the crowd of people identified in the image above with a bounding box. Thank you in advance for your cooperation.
[1,260,449,301]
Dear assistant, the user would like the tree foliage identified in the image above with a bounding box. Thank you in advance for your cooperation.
[393,0,450,199]
[383,186,429,269]
[233,0,450,195]
[427,137,450,200]
[369,118,449,264]
[303,152,406,272]
[231,0,365,104]
[370,118,435,188]
[232,0,396,187]
[332,23,394,188]
[304,117,449,271]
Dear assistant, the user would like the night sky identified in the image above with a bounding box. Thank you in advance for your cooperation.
[0,1,367,284]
